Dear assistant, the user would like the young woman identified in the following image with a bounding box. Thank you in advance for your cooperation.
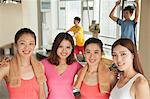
[74,38,117,99]
[110,38,150,99]
[0,28,46,99]
[41,32,82,99]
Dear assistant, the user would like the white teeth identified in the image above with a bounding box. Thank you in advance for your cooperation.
[23,51,30,54]
[89,59,95,63]
[61,53,67,56]
[118,63,124,66]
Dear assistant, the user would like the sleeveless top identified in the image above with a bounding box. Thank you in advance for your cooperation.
[80,82,110,99]
[7,76,39,99]
[110,73,142,99]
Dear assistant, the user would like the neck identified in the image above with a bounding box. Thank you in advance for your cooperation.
[20,56,31,66]
[59,59,67,65]
[122,67,137,78]
[88,64,98,73]
[126,18,130,21]
[75,24,79,26]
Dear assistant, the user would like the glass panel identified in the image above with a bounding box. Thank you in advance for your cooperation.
[100,0,119,38]
[82,0,94,31]
[58,0,81,30]
[58,1,66,29]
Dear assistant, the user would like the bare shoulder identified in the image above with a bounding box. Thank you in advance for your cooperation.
[77,66,86,74]
[133,74,150,99]
[39,62,45,72]
[134,75,149,88]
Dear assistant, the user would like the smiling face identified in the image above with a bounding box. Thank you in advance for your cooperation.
[112,45,134,71]
[15,33,35,58]
[84,43,102,66]
[57,39,73,60]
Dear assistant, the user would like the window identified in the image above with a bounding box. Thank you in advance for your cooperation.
[58,0,81,30]
[57,0,140,58]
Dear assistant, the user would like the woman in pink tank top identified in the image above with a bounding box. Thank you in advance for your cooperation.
[74,38,117,99]
[41,33,82,99]
[0,28,46,99]
[110,38,150,99]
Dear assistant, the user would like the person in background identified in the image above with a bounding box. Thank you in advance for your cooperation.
[41,32,82,99]
[110,38,150,99]
[74,38,117,99]
[0,28,46,99]
[109,0,140,45]
[66,17,85,58]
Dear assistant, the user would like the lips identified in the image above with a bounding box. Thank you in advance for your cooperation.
[117,63,125,66]
[89,59,96,63]
[22,50,31,54]
[61,53,68,56]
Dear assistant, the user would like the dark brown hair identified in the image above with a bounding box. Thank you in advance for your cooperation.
[15,28,36,45]
[48,32,76,65]
[112,38,144,75]
[84,38,103,53]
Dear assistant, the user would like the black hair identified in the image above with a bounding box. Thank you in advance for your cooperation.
[123,5,134,14]
[74,17,81,23]
[15,28,36,45]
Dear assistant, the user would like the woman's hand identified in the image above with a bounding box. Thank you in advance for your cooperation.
[0,57,10,68]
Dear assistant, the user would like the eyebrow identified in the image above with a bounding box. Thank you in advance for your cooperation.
[18,40,35,43]
[85,49,100,51]
[112,51,128,53]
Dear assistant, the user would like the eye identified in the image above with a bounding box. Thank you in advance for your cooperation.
[94,51,99,54]
[58,45,63,48]
[66,46,71,49]
[29,42,34,45]
[85,51,90,54]
[19,42,25,45]
[121,53,126,56]
[112,54,117,57]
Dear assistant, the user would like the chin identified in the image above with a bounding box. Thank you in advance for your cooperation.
[88,62,98,66]
[118,67,127,72]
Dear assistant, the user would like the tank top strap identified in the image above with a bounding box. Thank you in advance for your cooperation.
[127,73,142,87]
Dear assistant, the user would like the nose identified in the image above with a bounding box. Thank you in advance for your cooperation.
[24,44,28,48]
[62,48,67,53]
[116,55,122,64]
[24,44,31,50]
[89,53,94,59]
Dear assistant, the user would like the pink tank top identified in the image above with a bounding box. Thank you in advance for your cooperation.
[80,82,110,99]
[7,76,39,99]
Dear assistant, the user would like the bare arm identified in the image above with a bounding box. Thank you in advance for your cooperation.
[109,0,121,22]
[66,29,70,33]
[134,76,150,99]
[0,66,9,81]
[109,70,118,90]
[0,57,10,81]
[0,57,10,67]
[134,0,140,23]
[74,32,80,37]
